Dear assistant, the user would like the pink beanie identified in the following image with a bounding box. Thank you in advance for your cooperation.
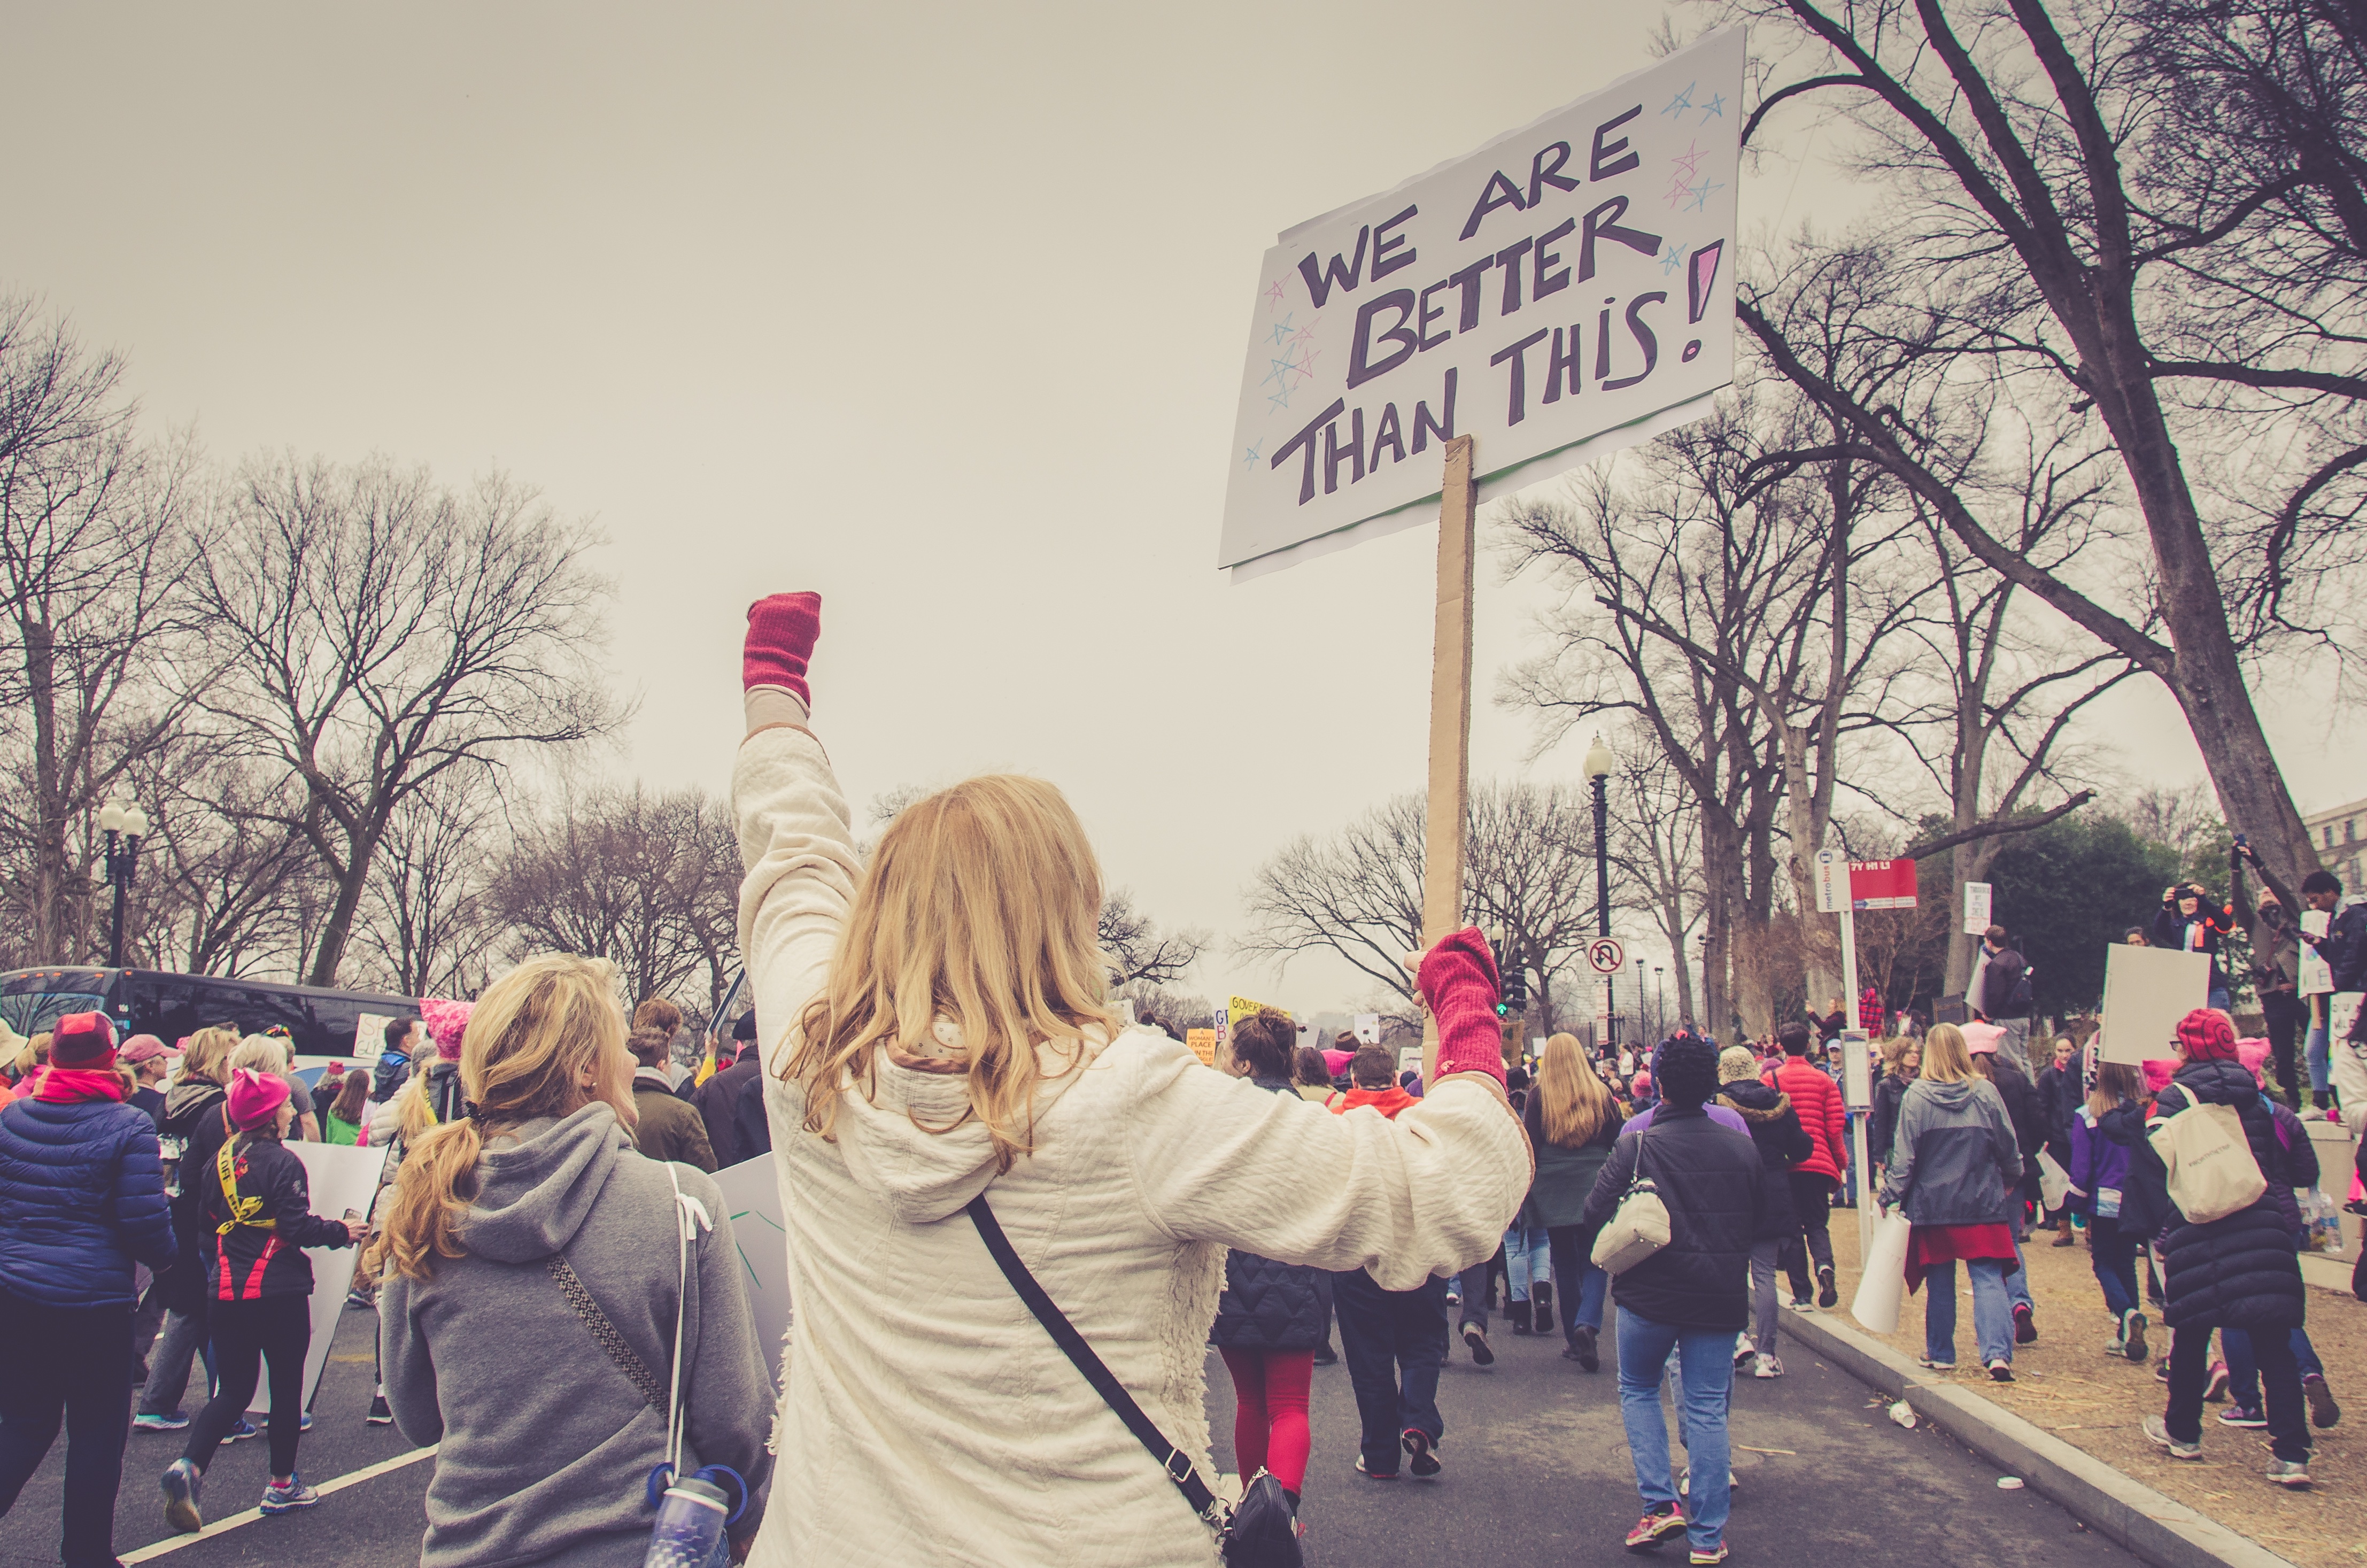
[226,1067,291,1130]
[1961,1021,2006,1056]
[419,998,473,1062]
[2142,1059,2177,1095]
[2236,1037,2271,1082]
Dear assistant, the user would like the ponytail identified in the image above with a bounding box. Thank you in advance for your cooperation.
[367,1119,485,1280]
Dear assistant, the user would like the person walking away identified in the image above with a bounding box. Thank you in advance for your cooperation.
[1527,1033,1622,1371]
[1580,1034,1763,1564]
[160,1068,365,1527]
[1715,1046,1812,1378]
[1964,1024,2045,1343]
[626,1026,718,1171]
[125,1036,174,1130]
[1291,1046,1334,1104]
[322,1068,369,1146]
[1879,1023,2023,1381]
[0,1013,177,1568]
[2214,1037,2342,1434]
[253,1032,319,1142]
[2139,1009,2315,1487]
[2036,1039,2080,1245]
[1209,1011,1325,1536]
[695,1012,768,1168]
[374,954,776,1566]
[1973,925,2037,1073]
[1868,1036,1920,1178]
[730,589,1527,1565]
[1766,1022,1847,1309]
[137,1025,244,1436]
[2152,884,2238,1013]
[2066,1063,2147,1361]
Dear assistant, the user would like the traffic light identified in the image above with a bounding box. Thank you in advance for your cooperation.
[1504,961,1528,1017]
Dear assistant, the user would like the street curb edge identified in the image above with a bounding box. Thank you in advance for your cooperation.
[1781,1307,2302,1568]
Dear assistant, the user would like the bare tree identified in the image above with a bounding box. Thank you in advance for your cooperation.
[353,766,504,999]
[1099,890,1210,991]
[197,455,624,984]
[118,741,323,977]
[1605,735,1706,1030]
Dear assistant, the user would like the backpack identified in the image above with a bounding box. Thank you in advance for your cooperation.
[2146,1096,2267,1225]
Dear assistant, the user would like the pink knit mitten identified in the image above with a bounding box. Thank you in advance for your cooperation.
[744,593,823,708]
[1418,928,1507,1086]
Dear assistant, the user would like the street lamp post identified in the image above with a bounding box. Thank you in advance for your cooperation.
[1654,965,1665,1040]
[98,798,149,968]
[1583,733,1613,1046]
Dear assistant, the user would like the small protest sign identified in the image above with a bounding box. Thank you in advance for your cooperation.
[1228,995,1281,1029]
[2099,945,2211,1064]
[1353,1013,1381,1045]
[1186,1028,1218,1066]
[713,1155,791,1392]
[1962,882,1992,935]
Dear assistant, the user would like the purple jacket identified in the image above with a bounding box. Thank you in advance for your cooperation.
[2066,1105,2132,1218]
[1622,1101,1749,1138]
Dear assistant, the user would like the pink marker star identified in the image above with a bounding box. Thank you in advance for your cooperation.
[1264,279,1288,310]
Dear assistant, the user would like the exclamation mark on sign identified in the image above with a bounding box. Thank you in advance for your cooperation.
[1681,240,1723,363]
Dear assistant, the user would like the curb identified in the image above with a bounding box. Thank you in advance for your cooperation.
[1780,1308,2300,1568]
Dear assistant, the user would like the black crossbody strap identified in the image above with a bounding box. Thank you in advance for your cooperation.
[965,1194,1225,1527]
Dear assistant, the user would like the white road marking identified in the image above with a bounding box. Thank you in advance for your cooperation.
[119,1445,437,1564]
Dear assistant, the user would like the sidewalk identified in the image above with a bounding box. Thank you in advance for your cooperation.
[1808,1212,2358,1568]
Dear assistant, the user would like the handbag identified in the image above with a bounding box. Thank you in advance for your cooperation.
[2146,1098,2267,1225]
[967,1194,1302,1568]
[1590,1124,1672,1273]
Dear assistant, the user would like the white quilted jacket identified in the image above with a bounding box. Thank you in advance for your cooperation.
[733,726,1529,1567]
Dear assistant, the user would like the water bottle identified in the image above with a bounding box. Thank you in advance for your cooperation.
[643,1474,731,1568]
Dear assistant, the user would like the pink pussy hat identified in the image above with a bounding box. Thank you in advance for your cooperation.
[420,998,474,1062]
[1961,1021,2006,1056]
[226,1067,291,1130]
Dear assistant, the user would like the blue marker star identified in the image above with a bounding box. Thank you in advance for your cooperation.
[1688,177,1725,210]
[1267,385,1295,412]
[1699,92,1727,121]
[1660,244,1686,275]
[1243,439,1265,468]
[1263,357,1295,390]
[1267,312,1297,345]
[1661,82,1695,117]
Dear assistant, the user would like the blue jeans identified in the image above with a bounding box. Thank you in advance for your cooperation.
[2208,987,2231,1013]
[1617,1310,1732,1550]
[1922,1257,2013,1366]
[2306,1021,2331,1093]
[2004,1237,2034,1314]
[1543,1226,1607,1337]
[1505,1222,1551,1303]
[2225,1327,2325,1410]
[2088,1216,2138,1319]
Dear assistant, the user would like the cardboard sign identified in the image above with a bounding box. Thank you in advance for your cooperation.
[1353,1013,1381,1045]
[1186,1028,1219,1066]
[1219,28,1744,580]
[711,1154,791,1392]
[1961,882,1992,936]
[350,1013,391,1063]
[247,1141,385,1417]
[2299,909,2334,996]
[2099,945,2211,1064]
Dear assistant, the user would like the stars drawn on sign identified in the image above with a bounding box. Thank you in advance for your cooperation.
[1698,92,1727,122]
[1243,438,1265,468]
[1687,177,1726,211]
[1267,312,1297,345]
[1661,81,1696,118]
[1667,140,1712,208]
[1263,278,1289,311]
[1660,242,1688,276]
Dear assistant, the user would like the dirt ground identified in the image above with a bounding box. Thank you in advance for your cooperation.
[1817,1210,2362,1568]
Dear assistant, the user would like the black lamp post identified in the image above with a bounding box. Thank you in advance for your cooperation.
[99,798,148,968]
[1583,733,1613,1044]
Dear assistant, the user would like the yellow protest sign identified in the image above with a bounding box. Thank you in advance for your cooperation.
[1228,995,1280,1029]
[1186,1029,1218,1067]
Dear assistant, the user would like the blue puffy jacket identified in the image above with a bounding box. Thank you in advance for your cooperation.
[0,1095,177,1308]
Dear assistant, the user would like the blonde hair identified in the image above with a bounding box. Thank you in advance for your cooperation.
[369,955,631,1280]
[1920,1023,1974,1083]
[180,1026,240,1085]
[788,774,1117,1172]
[1536,1033,1614,1147]
[2088,1062,2144,1119]
[228,1038,288,1077]
[1879,1034,1920,1079]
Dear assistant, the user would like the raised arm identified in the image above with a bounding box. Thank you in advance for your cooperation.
[731,593,862,1084]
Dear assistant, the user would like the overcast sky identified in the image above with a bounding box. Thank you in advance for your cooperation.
[9,3,2361,1014]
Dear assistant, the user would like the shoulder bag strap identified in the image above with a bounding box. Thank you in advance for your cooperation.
[547,1254,669,1411]
[966,1193,1226,1528]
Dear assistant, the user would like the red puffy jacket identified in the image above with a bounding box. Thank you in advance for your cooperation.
[1766,1056,1848,1184]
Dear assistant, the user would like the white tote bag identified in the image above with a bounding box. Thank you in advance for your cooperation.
[1851,1210,1913,1333]
[2035,1148,2072,1214]
[2147,1100,2266,1225]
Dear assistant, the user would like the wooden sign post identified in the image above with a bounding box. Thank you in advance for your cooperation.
[1420,436,1478,1084]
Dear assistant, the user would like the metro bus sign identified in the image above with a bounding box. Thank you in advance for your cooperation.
[1814,852,1919,913]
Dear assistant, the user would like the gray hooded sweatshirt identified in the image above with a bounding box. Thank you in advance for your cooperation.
[1878,1076,2020,1229]
[380,1103,773,1568]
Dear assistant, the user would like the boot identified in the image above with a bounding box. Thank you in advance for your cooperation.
[1510,1301,1535,1335]
[2053,1215,2076,1247]
[1532,1278,1553,1317]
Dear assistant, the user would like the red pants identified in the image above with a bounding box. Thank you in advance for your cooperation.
[1218,1347,1313,1494]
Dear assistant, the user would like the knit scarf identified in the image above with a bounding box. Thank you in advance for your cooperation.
[36,1067,129,1104]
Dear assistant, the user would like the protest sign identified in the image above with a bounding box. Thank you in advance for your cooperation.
[1228,995,1281,1029]
[1220,27,1744,581]
[1353,1013,1381,1045]
[1961,882,1992,935]
[2099,945,2211,1064]
[2300,909,2333,995]
[712,1155,791,1391]
[249,1141,384,1417]
[1186,1028,1218,1066]
[350,1013,391,1062]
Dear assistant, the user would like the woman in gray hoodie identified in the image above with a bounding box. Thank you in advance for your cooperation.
[373,955,774,1567]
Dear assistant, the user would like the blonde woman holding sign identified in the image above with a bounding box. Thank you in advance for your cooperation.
[731,592,1529,1566]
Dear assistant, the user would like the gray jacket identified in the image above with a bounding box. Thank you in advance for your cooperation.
[1878,1077,2019,1228]
[381,1103,774,1568]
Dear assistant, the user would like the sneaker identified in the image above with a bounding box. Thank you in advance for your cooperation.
[227,1418,260,1442]
[160,1458,203,1532]
[367,1393,394,1425]
[1732,1335,1755,1368]
[2013,1303,2037,1344]
[2120,1310,2147,1364]
[1753,1352,1783,1379]
[1988,1360,2015,1382]
[2217,1405,2268,1428]
[1567,1323,1600,1372]
[1676,1467,1738,1497]
[2203,1360,2230,1402]
[1691,1545,1730,1566]
[1355,1454,1399,1481]
[1917,1356,1958,1371]
[2300,1105,2327,1121]
[2143,1414,2202,1459]
[1463,1322,1495,1366]
[1402,1427,1441,1479]
[1626,1507,1689,1549]
[1816,1264,1838,1308]
[2301,1373,2341,1429]
[259,1473,321,1513]
[297,1412,313,1433]
[2264,1458,2313,1489]
[133,1410,190,1433]
[1787,1296,1814,1312]
[2155,1360,2170,1385]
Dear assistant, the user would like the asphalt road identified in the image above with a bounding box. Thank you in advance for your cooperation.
[0,1299,2146,1566]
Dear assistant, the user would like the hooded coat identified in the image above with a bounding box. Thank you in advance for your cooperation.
[732,724,1529,1568]
[380,1104,775,1568]
[0,1090,176,1308]
[629,1067,718,1172]
[158,1081,230,1315]
[2148,1059,2307,1332]
[1715,1080,1813,1240]
[1766,1055,1847,1184]
[1868,1071,1912,1168]
[1879,1077,2020,1228]
[1208,1077,1329,1353]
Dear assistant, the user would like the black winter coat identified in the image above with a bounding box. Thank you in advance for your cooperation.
[2099,1098,2173,1240]
[197,1132,354,1301]
[1715,1082,1812,1241]
[1868,1073,1912,1169]
[158,1083,230,1316]
[1209,1078,1331,1353]
[2035,1064,2078,1152]
[2152,1060,2306,1333]
[1577,1102,1764,1332]
[1985,1057,2044,1171]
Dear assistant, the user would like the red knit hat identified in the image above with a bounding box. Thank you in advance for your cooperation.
[2175,1008,2238,1062]
[49,1012,118,1068]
